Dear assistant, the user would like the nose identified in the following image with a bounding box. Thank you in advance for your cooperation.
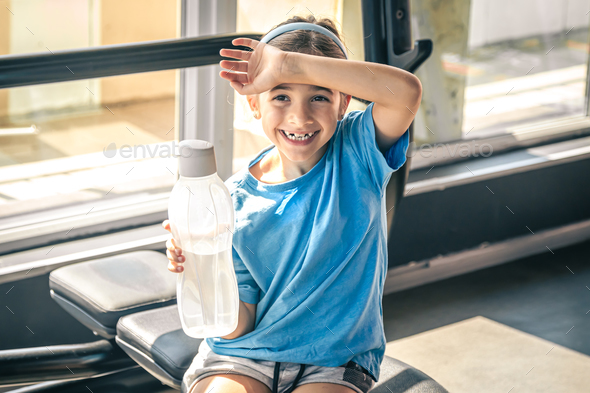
[287,101,314,128]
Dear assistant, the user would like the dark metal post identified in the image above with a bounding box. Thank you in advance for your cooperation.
[361,0,432,264]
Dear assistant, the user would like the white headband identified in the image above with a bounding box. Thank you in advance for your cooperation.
[260,22,348,59]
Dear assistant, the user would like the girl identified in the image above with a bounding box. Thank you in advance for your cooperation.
[163,14,421,393]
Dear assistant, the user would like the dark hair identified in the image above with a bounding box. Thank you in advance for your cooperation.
[261,14,348,101]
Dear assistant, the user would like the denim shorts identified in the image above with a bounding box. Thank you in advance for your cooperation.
[181,340,376,393]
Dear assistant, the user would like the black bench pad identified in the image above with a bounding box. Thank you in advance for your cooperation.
[49,250,177,338]
[116,305,202,389]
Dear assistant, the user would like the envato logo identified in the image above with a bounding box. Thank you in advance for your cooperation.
[102,142,196,159]
[101,140,493,160]
[406,141,493,159]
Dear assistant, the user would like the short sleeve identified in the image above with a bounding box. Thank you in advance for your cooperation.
[232,246,261,305]
[342,102,410,195]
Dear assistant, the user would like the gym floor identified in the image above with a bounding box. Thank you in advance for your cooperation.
[383,238,590,356]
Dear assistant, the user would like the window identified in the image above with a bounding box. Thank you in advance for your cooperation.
[410,0,590,146]
[0,0,180,220]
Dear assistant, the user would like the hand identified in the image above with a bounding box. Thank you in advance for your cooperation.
[219,38,289,96]
[162,220,184,273]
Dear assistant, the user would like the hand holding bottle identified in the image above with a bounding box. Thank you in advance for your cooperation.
[162,219,184,273]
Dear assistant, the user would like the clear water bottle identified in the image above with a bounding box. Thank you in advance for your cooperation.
[168,140,239,338]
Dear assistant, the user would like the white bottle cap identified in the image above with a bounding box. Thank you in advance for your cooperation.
[178,139,217,178]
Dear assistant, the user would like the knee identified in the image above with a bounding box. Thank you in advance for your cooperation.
[190,374,271,393]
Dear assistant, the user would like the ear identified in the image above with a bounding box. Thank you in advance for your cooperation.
[247,94,260,119]
[338,94,352,120]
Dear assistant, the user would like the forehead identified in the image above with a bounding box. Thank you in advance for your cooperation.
[269,83,333,94]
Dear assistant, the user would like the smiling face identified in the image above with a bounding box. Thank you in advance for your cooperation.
[247,83,351,179]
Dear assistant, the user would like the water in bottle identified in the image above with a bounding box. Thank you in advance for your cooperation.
[168,140,239,338]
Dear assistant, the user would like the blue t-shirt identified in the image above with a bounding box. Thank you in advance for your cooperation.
[206,102,410,382]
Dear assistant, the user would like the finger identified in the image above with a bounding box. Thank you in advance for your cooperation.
[166,238,182,256]
[162,220,170,231]
[219,71,249,85]
[166,248,185,265]
[220,60,248,73]
[220,48,253,61]
[222,72,249,85]
[173,240,182,255]
[231,37,259,50]
[168,260,184,273]
[172,240,182,255]
[219,70,248,84]
[166,237,176,251]
[220,71,244,85]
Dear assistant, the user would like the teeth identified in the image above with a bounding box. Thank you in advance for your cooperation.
[282,130,318,141]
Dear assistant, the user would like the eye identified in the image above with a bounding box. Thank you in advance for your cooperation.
[273,95,289,101]
[313,96,329,102]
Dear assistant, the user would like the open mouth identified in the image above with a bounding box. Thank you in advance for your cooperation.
[280,129,320,142]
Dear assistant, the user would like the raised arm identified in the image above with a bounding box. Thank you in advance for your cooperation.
[219,38,422,154]
[284,50,422,153]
